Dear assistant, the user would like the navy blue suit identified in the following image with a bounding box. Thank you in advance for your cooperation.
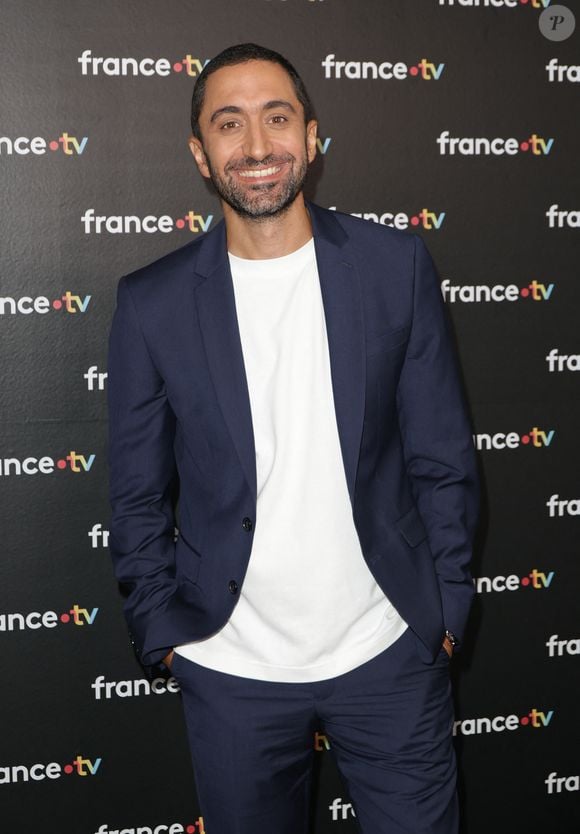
[107,202,479,672]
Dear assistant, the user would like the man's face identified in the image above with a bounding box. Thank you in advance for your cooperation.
[189,60,318,219]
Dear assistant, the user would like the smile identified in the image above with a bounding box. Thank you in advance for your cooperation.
[237,165,283,178]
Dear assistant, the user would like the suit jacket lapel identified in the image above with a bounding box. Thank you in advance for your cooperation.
[309,203,366,507]
[194,221,258,501]
[193,204,366,508]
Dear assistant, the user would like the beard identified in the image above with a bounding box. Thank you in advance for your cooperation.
[204,147,308,220]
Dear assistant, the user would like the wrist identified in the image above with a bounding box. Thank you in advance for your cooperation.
[444,629,459,655]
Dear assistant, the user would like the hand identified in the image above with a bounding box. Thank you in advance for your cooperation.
[163,649,175,669]
[442,636,453,658]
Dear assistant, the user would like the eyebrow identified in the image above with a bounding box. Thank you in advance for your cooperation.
[209,99,297,124]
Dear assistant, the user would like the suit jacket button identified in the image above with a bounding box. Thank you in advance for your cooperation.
[242,517,253,531]
[228,580,239,594]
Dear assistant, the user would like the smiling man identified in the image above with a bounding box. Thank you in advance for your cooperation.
[108,43,479,834]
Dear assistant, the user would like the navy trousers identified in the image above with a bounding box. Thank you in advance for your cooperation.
[171,627,458,834]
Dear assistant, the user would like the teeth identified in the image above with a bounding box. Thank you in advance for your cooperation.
[238,165,282,178]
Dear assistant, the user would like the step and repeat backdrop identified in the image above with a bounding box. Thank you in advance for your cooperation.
[1,1,579,832]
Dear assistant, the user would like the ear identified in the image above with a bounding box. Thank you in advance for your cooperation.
[306,120,318,164]
[188,134,210,179]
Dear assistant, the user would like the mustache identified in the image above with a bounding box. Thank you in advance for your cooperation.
[226,153,294,172]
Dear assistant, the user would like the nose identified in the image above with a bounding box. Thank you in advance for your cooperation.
[242,118,272,162]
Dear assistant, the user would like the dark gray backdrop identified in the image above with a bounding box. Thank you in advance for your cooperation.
[1,1,579,833]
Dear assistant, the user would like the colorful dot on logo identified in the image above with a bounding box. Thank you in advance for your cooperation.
[520,287,529,297]
[410,216,420,226]
[60,613,71,623]
[521,576,530,586]
[520,142,529,152]
[520,715,529,725]
[521,435,530,445]
[175,218,186,229]
[52,299,63,309]
[57,459,67,469]
[49,141,59,151]
[409,66,419,77]
[173,62,183,73]
[64,764,74,774]
[186,826,195,834]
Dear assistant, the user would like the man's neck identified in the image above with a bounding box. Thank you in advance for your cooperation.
[224,194,313,260]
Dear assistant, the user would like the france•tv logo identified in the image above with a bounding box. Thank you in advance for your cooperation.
[441,279,554,304]
[328,798,356,821]
[546,635,580,657]
[81,209,213,235]
[0,451,96,477]
[91,674,180,700]
[545,349,580,372]
[546,494,580,517]
[545,204,580,229]
[0,604,99,632]
[328,206,446,231]
[439,0,552,8]
[473,427,555,451]
[0,133,88,156]
[437,131,554,156]
[474,568,555,593]
[0,755,101,785]
[84,366,108,391]
[88,524,109,548]
[545,772,579,795]
[453,708,554,737]
[94,819,205,834]
[546,59,580,83]
[0,292,91,316]
[314,731,330,751]
[78,50,209,77]
[321,55,444,80]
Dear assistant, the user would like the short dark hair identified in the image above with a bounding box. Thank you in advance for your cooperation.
[190,43,315,140]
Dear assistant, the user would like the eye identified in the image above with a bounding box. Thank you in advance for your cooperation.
[220,120,240,130]
[269,115,288,124]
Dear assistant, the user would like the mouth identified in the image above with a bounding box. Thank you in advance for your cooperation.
[237,164,284,180]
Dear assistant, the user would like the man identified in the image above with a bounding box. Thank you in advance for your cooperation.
[108,43,479,834]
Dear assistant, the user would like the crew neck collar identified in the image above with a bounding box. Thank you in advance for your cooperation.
[228,237,314,265]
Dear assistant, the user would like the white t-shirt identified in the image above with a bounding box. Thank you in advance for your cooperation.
[175,238,407,681]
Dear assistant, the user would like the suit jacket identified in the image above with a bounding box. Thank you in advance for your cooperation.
[107,202,480,670]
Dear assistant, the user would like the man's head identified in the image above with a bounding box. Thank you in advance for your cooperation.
[190,43,315,142]
[188,43,318,221]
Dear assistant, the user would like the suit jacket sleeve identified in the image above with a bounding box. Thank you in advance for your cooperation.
[107,276,178,668]
[396,234,480,645]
